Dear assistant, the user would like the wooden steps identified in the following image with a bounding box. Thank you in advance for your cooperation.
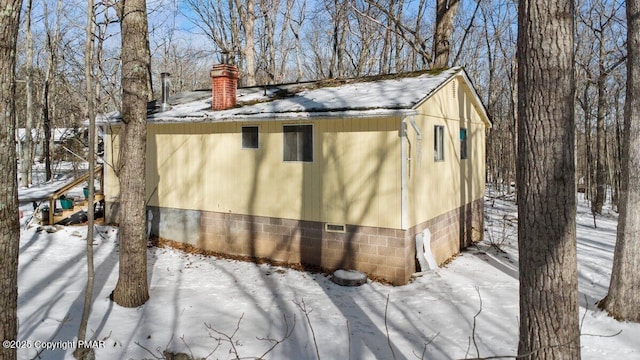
[47,194,105,225]
[40,165,105,225]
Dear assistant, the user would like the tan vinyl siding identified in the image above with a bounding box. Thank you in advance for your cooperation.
[105,117,403,229]
[104,127,121,204]
[319,117,401,228]
[103,73,489,232]
[406,76,487,228]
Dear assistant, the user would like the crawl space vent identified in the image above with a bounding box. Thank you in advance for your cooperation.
[325,223,346,233]
[452,79,457,98]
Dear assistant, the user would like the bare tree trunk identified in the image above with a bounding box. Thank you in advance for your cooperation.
[613,87,623,208]
[516,0,580,358]
[257,0,278,83]
[112,0,150,308]
[433,0,459,68]
[0,1,23,359]
[510,71,518,201]
[277,0,294,82]
[328,0,349,78]
[606,132,616,210]
[361,0,431,69]
[42,0,58,181]
[393,13,404,72]
[21,0,34,188]
[74,0,97,357]
[43,78,53,180]
[289,0,306,82]
[450,0,481,67]
[235,0,256,85]
[594,48,607,214]
[243,0,256,85]
[380,0,392,74]
[599,0,640,322]
[582,86,593,201]
[577,1,626,212]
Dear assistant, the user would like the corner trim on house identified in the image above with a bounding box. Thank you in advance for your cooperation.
[400,118,408,230]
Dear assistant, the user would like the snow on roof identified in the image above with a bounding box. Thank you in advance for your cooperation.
[100,67,465,124]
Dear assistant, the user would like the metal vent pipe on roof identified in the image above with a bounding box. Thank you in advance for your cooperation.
[161,72,171,111]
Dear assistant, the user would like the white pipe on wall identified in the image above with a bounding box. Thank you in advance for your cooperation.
[400,119,408,230]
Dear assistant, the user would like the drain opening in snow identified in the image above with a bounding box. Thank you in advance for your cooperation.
[332,269,367,286]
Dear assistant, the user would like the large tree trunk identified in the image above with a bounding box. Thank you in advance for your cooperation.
[432,0,459,68]
[112,0,150,308]
[0,1,23,359]
[598,0,640,322]
[516,0,580,358]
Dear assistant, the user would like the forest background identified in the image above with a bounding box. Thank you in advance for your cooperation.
[13,0,627,212]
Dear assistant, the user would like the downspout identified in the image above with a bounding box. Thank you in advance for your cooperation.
[401,115,422,230]
[404,115,437,272]
[400,115,422,230]
[400,118,408,230]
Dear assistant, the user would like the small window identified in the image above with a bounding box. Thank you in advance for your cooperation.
[283,125,313,162]
[242,126,259,149]
[434,125,445,162]
[460,128,468,160]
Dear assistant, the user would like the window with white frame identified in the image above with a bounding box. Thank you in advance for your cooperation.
[242,126,259,149]
[434,125,445,162]
[283,124,313,162]
[460,127,468,160]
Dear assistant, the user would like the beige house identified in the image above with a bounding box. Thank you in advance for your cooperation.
[102,65,491,285]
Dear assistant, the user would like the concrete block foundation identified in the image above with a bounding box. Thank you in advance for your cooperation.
[106,197,484,285]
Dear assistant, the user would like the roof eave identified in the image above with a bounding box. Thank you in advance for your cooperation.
[102,109,418,126]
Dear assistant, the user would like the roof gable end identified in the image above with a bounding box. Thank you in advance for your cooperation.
[412,68,491,128]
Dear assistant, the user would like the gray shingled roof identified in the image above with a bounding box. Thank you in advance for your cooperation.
[99,67,486,124]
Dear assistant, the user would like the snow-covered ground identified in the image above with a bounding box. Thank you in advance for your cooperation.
[14,186,640,359]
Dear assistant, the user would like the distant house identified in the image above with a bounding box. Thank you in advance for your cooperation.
[17,128,78,157]
[100,64,491,285]
[16,127,104,162]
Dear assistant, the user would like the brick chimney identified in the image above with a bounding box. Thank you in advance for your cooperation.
[210,64,239,110]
